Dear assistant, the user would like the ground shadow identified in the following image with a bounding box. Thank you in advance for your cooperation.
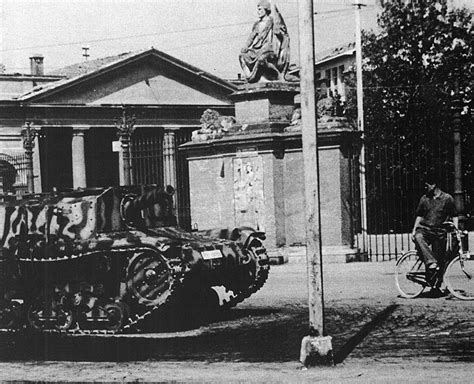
[334,304,399,364]
[0,304,400,363]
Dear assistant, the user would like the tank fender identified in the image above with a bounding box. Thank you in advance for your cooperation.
[230,227,266,249]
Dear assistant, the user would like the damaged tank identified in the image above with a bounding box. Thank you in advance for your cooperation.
[0,185,269,333]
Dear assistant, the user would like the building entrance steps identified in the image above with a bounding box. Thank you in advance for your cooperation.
[268,245,360,264]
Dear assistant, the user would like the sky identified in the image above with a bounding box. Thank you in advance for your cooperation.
[0,0,470,79]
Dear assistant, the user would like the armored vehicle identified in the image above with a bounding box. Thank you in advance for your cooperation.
[0,185,269,333]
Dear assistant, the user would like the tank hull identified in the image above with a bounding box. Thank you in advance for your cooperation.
[0,186,269,333]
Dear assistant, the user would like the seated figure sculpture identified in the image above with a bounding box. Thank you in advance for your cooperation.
[239,0,290,83]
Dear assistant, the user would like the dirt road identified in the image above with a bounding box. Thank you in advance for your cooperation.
[0,260,472,382]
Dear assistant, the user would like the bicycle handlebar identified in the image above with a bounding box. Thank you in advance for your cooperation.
[442,221,457,231]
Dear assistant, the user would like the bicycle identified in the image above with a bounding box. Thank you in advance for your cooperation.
[395,222,474,300]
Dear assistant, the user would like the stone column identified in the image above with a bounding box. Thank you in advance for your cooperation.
[163,129,178,225]
[118,148,125,186]
[163,130,176,188]
[115,108,136,186]
[21,122,38,194]
[33,134,42,193]
[72,126,88,189]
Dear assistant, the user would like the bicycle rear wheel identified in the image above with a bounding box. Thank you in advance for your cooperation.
[444,255,474,300]
[395,250,426,298]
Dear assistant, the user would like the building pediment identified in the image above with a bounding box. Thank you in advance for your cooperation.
[18,48,237,105]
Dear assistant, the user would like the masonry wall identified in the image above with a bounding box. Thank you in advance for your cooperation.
[283,147,344,246]
[189,155,235,230]
[187,137,354,250]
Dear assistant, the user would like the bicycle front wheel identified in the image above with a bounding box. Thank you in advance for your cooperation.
[444,254,474,300]
[395,250,426,299]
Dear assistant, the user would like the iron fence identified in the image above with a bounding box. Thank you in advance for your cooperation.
[354,119,473,261]
[0,153,29,196]
[130,128,164,186]
[130,127,194,230]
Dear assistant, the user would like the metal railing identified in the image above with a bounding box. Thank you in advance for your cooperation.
[354,128,474,261]
[0,153,29,197]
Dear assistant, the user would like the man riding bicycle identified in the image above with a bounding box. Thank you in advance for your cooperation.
[411,173,458,289]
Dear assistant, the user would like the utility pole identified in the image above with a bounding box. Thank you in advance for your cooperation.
[115,107,136,186]
[452,75,465,229]
[354,1,368,254]
[298,0,333,367]
[21,121,38,194]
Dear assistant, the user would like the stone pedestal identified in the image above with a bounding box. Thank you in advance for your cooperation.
[231,82,299,127]
[300,335,334,367]
[180,83,361,261]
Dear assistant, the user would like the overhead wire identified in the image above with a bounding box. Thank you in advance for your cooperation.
[0,5,374,54]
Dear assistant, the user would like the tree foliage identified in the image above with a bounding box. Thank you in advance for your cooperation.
[346,0,473,231]
[361,0,472,138]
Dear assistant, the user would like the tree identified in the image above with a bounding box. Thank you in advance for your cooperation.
[346,0,473,232]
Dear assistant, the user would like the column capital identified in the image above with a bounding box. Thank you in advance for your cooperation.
[162,125,181,132]
[72,125,90,135]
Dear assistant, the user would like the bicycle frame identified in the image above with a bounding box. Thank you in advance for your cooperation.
[448,224,472,281]
[405,224,470,286]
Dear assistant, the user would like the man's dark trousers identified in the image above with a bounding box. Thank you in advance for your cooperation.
[414,225,447,267]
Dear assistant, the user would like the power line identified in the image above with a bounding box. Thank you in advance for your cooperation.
[0,6,374,54]
[0,20,256,53]
[346,83,456,90]
[314,8,353,15]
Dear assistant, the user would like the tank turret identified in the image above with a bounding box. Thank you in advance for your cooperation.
[0,185,269,333]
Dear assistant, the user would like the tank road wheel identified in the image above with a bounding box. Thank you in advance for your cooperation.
[104,302,128,331]
[26,296,74,331]
[126,250,174,307]
[27,302,47,330]
[0,300,21,329]
[54,309,74,331]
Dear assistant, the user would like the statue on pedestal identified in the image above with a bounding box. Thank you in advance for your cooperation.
[239,0,290,83]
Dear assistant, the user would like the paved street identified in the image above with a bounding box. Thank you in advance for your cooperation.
[0,259,472,382]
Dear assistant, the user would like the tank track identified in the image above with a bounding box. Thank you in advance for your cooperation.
[220,238,270,309]
[0,241,269,334]
[0,247,190,335]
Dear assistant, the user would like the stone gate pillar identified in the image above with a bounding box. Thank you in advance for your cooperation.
[181,83,361,262]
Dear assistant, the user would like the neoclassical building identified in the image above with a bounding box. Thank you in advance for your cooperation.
[0,46,362,259]
[0,48,236,228]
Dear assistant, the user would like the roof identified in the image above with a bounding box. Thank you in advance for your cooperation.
[288,42,356,76]
[314,42,355,65]
[47,51,136,78]
[18,48,237,102]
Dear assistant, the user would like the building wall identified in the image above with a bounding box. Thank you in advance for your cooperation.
[0,75,62,100]
[315,55,354,101]
[186,130,356,250]
[282,147,343,246]
[189,155,234,230]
